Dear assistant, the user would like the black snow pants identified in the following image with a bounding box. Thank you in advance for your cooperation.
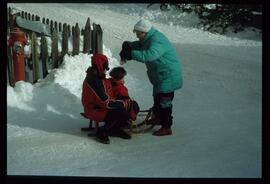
[152,92,174,128]
[103,108,130,133]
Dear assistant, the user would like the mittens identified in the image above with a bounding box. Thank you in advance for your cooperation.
[119,41,132,61]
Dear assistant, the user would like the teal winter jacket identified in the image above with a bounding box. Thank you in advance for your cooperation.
[129,27,182,95]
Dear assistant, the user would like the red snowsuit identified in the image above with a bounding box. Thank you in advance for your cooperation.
[109,78,139,121]
[82,78,111,121]
[109,78,129,100]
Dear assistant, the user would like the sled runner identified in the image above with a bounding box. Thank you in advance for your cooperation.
[128,108,157,134]
[80,108,158,135]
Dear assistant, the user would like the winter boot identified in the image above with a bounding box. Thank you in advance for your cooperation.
[95,128,110,144]
[152,107,173,136]
[152,127,172,136]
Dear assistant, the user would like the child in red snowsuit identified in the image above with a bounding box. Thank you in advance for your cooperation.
[81,54,132,144]
[109,67,139,121]
[109,67,129,100]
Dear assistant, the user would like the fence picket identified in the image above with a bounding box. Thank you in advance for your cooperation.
[52,28,59,68]
[96,24,103,54]
[59,22,62,32]
[83,17,91,54]
[67,25,71,37]
[7,42,14,87]
[61,23,68,63]
[54,21,58,32]
[92,23,97,54]
[31,32,40,83]
[41,33,49,78]
[8,7,11,17]
[50,20,54,34]
[72,23,80,55]
[35,15,40,21]
[9,13,16,30]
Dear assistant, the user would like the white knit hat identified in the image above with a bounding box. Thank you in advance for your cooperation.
[133,19,152,33]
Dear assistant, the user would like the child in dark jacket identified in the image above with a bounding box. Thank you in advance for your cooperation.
[109,66,139,121]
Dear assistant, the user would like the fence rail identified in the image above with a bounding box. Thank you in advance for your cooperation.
[7,7,103,86]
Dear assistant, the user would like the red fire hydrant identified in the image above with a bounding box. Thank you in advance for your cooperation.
[8,27,27,85]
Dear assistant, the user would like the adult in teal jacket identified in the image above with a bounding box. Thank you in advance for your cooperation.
[120,19,183,136]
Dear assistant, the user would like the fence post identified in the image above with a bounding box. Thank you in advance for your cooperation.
[96,24,103,54]
[83,17,91,54]
[52,28,59,68]
[7,40,14,87]
[7,7,13,86]
[54,21,58,32]
[67,25,71,37]
[92,23,97,54]
[50,20,54,35]
[35,15,40,21]
[31,32,40,83]
[7,7,11,31]
[59,22,62,32]
[41,32,48,78]
[72,23,80,55]
[9,12,17,31]
[21,11,25,19]
[61,23,68,63]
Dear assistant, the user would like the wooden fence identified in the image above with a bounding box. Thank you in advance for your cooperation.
[7,7,103,86]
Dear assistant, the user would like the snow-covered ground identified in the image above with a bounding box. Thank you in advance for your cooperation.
[7,3,262,178]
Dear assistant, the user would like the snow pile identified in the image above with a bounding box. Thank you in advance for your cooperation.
[52,54,91,98]
[52,47,121,98]
[7,82,35,111]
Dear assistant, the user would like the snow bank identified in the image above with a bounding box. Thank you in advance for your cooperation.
[7,82,35,111]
